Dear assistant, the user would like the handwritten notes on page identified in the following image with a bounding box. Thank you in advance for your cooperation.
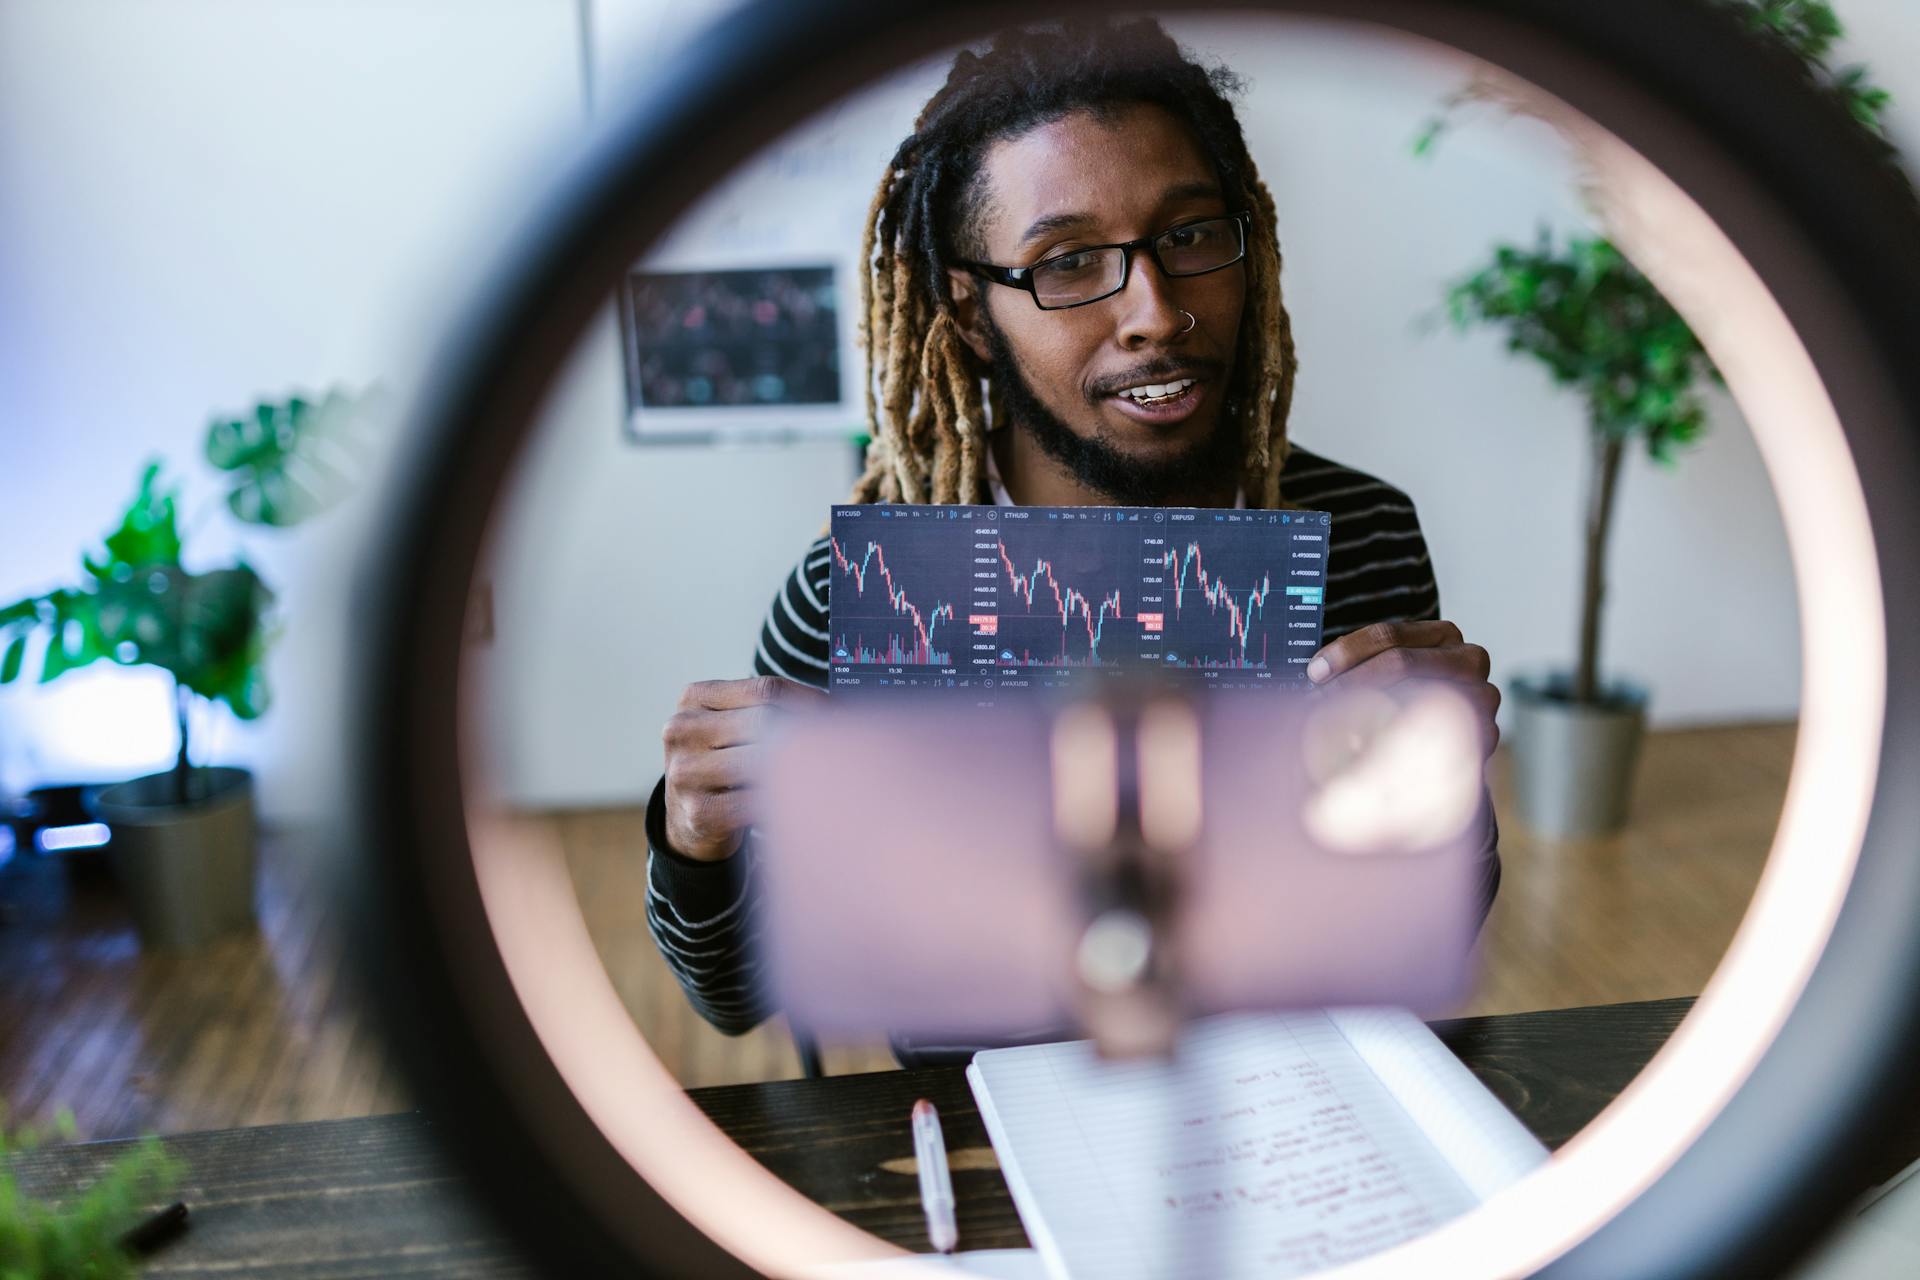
[966,1009,1547,1280]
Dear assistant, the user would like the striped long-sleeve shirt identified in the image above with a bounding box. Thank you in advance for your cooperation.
[643,444,1500,1039]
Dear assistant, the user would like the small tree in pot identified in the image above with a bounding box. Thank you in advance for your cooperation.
[1418,0,1893,836]
[1438,235,1720,835]
[0,390,365,945]
[1446,234,1722,707]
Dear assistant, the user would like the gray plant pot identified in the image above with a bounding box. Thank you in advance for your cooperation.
[90,766,257,948]
[1507,674,1649,839]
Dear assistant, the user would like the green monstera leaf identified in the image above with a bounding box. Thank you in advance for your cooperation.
[0,598,40,687]
[0,466,192,690]
[82,461,182,583]
[0,633,24,683]
[90,564,273,718]
[0,465,276,726]
[174,565,274,718]
[1,388,354,771]
[206,388,369,528]
[35,589,111,684]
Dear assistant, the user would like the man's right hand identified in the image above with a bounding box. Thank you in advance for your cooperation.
[661,676,830,863]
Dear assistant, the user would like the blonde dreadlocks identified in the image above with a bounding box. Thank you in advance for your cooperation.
[850,18,1299,509]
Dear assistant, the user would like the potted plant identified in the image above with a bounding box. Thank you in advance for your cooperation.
[0,390,366,946]
[1440,236,1719,835]
[1417,0,1893,836]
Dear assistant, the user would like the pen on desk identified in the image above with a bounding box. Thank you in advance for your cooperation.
[118,1201,190,1257]
[912,1098,958,1253]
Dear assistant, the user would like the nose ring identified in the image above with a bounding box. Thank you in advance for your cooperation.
[1177,309,1196,334]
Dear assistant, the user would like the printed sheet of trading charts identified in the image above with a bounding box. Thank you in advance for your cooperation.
[827,504,1329,698]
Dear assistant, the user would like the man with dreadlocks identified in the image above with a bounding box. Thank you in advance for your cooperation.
[645,18,1502,1047]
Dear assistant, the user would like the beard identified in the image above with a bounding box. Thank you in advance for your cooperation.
[984,315,1242,507]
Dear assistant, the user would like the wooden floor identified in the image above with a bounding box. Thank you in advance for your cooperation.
[1470,721,1797,1015]
[0,829,410,1142]
[0,722,1795,1138]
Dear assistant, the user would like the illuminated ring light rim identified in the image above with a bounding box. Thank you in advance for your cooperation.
[348,2,1920,1277]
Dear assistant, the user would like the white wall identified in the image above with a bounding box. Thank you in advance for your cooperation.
[7,1,1917,815]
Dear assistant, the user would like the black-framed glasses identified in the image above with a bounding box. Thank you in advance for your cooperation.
[962,211,1251,310]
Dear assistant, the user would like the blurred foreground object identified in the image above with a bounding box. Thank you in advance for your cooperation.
[0,1109,181,1278]
[757,680,1488,1053]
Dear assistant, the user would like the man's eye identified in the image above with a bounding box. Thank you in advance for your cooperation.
[1040,251,1100,276]
[1165,224,1218,248]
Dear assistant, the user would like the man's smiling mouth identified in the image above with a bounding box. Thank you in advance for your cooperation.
[1105,376,1208,425]
[1117,377,1198,406]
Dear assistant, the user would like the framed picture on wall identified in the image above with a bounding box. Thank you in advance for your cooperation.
[618,261,859,443]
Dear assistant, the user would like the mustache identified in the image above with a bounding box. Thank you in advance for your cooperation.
[1088,356,1227,399]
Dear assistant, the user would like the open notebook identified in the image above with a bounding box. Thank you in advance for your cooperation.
[966,1008,1548,1280]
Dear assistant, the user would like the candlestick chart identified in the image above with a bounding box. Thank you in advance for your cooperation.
[827,531,963,667]
[826,504,1329,696]
[1154,542,1275,669]
[994,535,1128,668]
[1144,527,1325,677]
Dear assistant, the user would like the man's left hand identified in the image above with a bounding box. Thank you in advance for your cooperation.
[1306,620,1501,758]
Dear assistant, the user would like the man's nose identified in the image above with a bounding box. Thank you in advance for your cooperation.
[1114,253,1189,349]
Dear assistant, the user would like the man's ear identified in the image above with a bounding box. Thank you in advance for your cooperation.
[945,268,994,364]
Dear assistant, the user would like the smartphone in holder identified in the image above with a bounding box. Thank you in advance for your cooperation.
[754,679,1488,1044]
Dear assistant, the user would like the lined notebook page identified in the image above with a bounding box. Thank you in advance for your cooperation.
[967,1010,1544,1280]
[1326,1007,1548,1202]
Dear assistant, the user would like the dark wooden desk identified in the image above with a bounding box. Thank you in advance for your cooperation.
[5,998,1694,1277]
